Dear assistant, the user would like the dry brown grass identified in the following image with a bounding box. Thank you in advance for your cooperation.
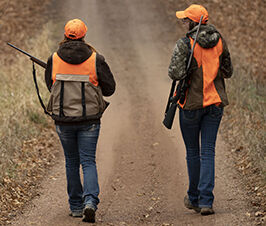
[0,23,60,224]
[0,23,54,181]
[0,0,62,224]
[220,48,266,220]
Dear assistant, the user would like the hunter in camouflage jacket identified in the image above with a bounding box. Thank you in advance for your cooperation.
[168,24,233,110]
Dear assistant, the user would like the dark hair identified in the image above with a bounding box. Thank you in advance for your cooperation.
[59,35,97,53]
[183,17,207,30]
[59,35,85,45]
[188,19,199,30]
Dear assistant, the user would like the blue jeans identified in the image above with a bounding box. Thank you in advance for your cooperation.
[179,105,223,208]
[56,123,100,212]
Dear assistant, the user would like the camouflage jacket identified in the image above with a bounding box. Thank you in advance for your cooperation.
[168,24,233,109]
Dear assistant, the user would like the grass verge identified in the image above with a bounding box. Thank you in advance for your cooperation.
[220,49,266,222]
[0,21,61,224]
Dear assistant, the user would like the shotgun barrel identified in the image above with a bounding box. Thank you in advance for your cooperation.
[7,42,47,69]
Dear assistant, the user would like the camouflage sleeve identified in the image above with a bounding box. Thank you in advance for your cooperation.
[168,38,189,80]
[220,38,233,78]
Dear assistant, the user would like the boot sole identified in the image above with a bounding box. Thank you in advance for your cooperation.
[184,196,201,213]
[201,208,215,215]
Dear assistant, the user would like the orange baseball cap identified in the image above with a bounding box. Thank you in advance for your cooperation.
[176,4,208,24]
[64,19,87,39]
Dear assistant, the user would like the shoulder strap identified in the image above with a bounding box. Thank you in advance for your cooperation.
[32,62,52,117]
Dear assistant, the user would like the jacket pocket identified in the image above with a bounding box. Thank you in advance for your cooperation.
[87,83,106,114]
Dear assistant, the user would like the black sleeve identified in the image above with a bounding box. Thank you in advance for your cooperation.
[45,55,53,92]
[220,38,233,78]
[96,54,116,96]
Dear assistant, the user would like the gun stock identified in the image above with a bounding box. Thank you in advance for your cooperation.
[163,101,178,129]
[30,56,47,68]
[7,42,47,69]
[164,80,176,115]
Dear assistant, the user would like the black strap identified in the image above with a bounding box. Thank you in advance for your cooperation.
[32,62,52,116]
[81,82,86,117]
[59,81,64,117]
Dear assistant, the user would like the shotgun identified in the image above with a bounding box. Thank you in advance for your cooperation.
[7,42,47,69]
[163,16,203,129]
[7,42,51,116]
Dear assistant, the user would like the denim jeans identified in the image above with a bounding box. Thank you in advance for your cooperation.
[179,105,223,208]
[56,123,100,212]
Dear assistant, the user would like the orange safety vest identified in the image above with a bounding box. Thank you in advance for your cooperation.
[47,51,106,121]
[52,52,98,86]
[179,37,223,108]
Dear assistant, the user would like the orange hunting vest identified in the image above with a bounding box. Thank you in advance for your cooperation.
[179,37,224,109]
[47,51,106,120]
[52,52,98,86]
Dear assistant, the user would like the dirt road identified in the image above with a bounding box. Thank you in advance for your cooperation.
[11,0,253,225]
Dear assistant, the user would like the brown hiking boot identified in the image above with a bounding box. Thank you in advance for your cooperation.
[82,205,96,223]
[201,207,215,215]
[69,210,83,218]
[184,195,201,213]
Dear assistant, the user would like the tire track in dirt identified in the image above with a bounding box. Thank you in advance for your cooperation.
[11,0,254,225]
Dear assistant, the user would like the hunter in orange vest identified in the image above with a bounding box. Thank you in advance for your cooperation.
[45,19,115,223]
[168,5,233,215]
